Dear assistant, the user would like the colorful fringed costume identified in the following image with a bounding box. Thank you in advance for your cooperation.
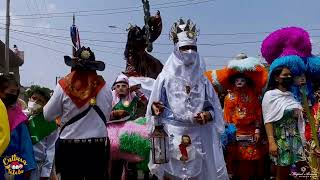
[108,118,150,170]
[206,54,268,160]
[0,100,9,157]
[0,105,37,179]
[311,103,320,142]
[261,27,320,104]
[107,74,151,172]
[206,54,268,178]
[261,26,320,178]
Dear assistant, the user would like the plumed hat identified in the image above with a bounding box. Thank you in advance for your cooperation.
[64,46,105,71]
[205,53,268,92]
[261,27,311,64]
[261,27,320,77]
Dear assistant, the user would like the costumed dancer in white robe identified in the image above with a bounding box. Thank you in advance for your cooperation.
[147,18,228,180]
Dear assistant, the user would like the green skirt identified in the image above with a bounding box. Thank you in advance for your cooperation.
[271,110,305,166]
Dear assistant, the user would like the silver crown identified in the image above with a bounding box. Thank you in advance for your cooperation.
[169,18,199,43]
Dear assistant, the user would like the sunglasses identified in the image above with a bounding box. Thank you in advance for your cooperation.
[179,45,197,52]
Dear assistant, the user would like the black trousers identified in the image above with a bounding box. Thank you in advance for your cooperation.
[55,138,109,180]
[110,160,138,180]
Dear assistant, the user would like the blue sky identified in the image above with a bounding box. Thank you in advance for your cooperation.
[1,0,320,89]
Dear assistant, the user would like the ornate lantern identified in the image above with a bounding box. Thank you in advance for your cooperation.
[151,117,169,164]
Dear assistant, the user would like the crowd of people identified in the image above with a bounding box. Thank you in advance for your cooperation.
[0,16,320,180]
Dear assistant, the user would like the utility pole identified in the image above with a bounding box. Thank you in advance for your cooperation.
[4,0,10,74]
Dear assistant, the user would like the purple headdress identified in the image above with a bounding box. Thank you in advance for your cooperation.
[261,27,320,104]
[261,27,312,64]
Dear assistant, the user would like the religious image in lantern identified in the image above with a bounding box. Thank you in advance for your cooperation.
[151,122,169,164]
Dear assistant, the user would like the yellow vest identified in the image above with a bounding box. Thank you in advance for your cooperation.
[0,99,10,156]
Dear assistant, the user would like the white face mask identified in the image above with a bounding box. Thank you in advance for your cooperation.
[28,101,42,112]
[180,49,198,66]
[235,78,247,88]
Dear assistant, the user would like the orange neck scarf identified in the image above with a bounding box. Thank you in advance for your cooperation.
[59,70,105,108]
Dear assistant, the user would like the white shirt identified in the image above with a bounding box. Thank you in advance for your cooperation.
[43,84,112,139]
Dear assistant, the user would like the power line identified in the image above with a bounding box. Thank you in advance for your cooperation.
[8,28,263,46]
[0,23,127,35]
[0,0,214,20]
[24,0,33,14]
[0,27,126,51]
[7,26,320,49]
[6,22,320,37]
[5,28,124,55]
[9,36,125,69]
[9,29,234,59]
[200,41,262,46]
[0,27,128,43]
[3,0,209,17]
[10,36,67,54]
[11,0,192,16]
[0,23,259,36]
[42,0,48,13]
[29,0,47,19]
[32,0,42,15]
[1,27,264,46]
[202,55,233,58]
[10,25,316,59]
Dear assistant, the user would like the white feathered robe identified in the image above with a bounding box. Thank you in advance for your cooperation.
[147,49,228,180]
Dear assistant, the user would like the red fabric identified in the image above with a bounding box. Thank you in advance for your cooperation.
[179,144,188,158]
[307,103,320,142]
[227,143,268,161]
[223,87,267,161]
[305,123,312,142]
[59,70,105,108]
[312,103,319,117]
[223,88,262,135]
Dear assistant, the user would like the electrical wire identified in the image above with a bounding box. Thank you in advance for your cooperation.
[0,27,268,46]
[8,36,126,69]
[2,0,211,17]
[0,0,215,20]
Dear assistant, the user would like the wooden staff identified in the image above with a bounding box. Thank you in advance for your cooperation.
[142,0,153,52]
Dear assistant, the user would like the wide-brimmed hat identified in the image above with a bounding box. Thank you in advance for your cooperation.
[205,53,268,93]
[64,47,105,71]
